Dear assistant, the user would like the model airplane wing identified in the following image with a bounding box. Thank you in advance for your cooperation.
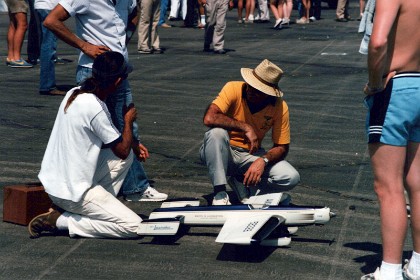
[215,214,286,245]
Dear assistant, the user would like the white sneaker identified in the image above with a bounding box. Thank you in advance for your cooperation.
[274,18,282,28]
[212,191,231,205]
[309,16,316,22]
[403,259,420,280]
[361,267,381,280]
[125,186,168,202]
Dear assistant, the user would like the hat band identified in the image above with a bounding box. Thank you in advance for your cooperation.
[252,70,279,90]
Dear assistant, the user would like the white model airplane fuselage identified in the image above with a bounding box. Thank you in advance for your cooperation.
[148,204,332,226]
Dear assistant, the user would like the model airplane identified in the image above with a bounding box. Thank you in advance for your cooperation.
[137,193,335,247]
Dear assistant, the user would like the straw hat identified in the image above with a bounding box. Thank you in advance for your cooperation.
[240,59,284,97]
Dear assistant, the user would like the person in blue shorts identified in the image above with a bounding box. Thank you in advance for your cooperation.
[361,0,420,279]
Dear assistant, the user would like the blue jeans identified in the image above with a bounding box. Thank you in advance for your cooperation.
[37,9,57,91]
[76,66,149,195]
[158,0,169,25]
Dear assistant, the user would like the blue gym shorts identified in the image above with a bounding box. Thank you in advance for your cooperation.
[365,72,420,146]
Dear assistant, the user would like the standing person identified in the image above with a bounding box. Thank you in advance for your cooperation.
[254,0,270,23]
[280,0,292,25]
[200,59,300,205]
[29,52,143,239]
[335,0,349,22]
[137,0,163,54]
[361,0,420,279]
[158,0,172,28]
[358,0,365,20]
[244,0,255,23]
[5,0,33,68]
[296,0,310,24]
[270,0,284,29]
[44,0,168,202]
[27,0,41,65]
[202,0,233,54]
[35,0,65,96]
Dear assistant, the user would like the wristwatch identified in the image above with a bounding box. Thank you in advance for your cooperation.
[262,156,269,166]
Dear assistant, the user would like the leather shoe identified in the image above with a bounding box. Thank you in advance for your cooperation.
[214,49,227,54]
[28,209,62,238]
[40,89,66,96]
[160,23,172,28]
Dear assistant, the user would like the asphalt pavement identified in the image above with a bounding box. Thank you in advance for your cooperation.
[0,2,414,280]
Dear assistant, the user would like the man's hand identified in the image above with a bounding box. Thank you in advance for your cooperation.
[81,42,111,59]
[364,71,396,95]
[244,125,259,154]
[243,158,265,187]
[138,143,149,161]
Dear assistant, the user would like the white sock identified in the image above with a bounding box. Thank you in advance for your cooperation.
[408,251,420,277]
[56,212,70,230]
[200,15,206,24]
[380,261,403,280]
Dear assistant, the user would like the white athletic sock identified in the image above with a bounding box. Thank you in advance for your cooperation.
[380,261,403,280]
[200,15,206,25]
[56,212,70,230]
[408,251,420,277]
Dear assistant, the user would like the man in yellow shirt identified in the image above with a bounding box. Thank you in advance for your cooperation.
[200,59,300,205]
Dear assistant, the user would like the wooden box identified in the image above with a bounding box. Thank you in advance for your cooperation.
[3,183,52,225]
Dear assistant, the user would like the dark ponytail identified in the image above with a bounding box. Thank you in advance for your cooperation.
[64,51,129,113]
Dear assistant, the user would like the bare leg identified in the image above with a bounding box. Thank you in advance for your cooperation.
[406,142,420,253]
[237,0,244,21]
[8,12,28,61]
[369,143,407,263]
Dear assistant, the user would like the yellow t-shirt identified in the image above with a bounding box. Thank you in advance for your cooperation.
[212,81,290,150]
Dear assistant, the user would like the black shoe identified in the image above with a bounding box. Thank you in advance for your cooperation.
[336,18,348,22]
[54,57,73,64]
[40,89,66,96]
[214,49,227,54]
[203,46,212,52]
[153,48,164,54]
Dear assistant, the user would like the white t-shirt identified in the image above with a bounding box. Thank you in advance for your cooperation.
[35,0,59,10]
[38,87,121,202]
[58,0,137,68]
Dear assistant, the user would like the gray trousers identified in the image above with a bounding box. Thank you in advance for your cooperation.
[200,128,300,194]
[204,0,229,51]
[138,0,161,51]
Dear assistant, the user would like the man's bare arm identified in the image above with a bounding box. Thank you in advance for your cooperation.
[44,4,110,59]
[365,0,400,93]
[112,105,137,159]
[203,103,259,153]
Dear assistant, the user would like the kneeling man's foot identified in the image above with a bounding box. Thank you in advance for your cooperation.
[212,191,231,205]
[28,209,62,238]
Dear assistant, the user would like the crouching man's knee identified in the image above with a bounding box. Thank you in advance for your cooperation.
[268,162,300,191]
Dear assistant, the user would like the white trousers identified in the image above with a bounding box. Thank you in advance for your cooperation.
[49,149,142,238]
[256,0,269,20]
[169,0,187,19]
[200,128,300,194]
